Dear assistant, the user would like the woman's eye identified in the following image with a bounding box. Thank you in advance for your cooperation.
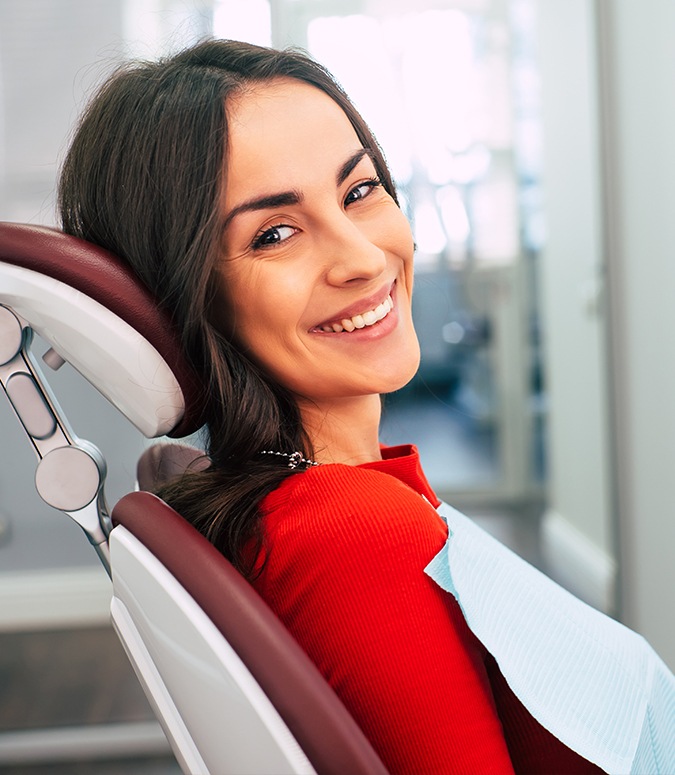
[344,179,381,206]
[251,224,297,250]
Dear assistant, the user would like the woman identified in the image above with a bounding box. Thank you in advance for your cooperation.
[58,40,672,775]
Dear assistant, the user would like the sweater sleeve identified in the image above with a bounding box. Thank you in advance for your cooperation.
[254,465,516,775]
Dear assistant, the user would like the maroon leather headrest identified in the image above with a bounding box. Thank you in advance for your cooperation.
[112,492,389,775]
[0,222,204,437]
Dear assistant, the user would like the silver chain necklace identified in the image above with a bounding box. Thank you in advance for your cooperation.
[259,450,320,470]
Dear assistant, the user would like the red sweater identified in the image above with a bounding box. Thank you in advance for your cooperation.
[253,445,604,775]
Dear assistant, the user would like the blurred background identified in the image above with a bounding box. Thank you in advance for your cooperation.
[0,0,673,771]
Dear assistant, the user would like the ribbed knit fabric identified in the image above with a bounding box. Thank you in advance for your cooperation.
[254,444,604,775]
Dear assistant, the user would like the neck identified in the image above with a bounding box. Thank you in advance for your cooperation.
[298,394,382,466]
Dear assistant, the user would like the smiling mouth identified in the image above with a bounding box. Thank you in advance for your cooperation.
[315,294,394,333]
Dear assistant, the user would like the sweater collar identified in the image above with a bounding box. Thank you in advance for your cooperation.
[359,444,441,507]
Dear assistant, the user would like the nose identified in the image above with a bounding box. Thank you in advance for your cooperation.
[324,214,387,286]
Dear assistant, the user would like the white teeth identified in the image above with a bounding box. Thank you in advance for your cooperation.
[319,293,394,333]
[374,301,388,321]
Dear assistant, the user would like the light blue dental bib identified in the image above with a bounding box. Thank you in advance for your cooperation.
[424,502,675,775]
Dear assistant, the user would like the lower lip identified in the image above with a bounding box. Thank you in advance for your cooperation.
[310,286,400,343]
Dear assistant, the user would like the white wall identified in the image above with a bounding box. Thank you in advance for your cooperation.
[0,0,188,629]
[0,2,138,631]
[599,0,675,669]
[538,0,675,669]
[537,0,615,614]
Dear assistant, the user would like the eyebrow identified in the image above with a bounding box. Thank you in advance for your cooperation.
[222,190,303,231]
[337,148,373,186]
[222,148,375,230]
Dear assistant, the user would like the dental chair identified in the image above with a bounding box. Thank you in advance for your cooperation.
[0,222,389,775]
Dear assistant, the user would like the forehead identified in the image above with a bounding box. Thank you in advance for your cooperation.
[224,78,363,199]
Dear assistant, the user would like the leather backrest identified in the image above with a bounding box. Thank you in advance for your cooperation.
[112,492,389,775]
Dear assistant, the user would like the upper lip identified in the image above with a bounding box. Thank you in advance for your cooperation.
[312,281,396,329]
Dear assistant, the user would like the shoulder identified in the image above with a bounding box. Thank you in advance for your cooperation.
[259,463,447,562]
[263,461,427,510]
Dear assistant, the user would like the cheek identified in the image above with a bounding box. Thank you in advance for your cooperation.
[210,263,262,347]
[372,205,415,260]
[380,208,415,289]
[219,264,305,358]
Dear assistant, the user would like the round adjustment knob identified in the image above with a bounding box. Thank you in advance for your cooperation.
[0,305,23,366]
[35,445,102,512]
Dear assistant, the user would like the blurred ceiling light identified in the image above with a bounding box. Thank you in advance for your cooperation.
[470,175,519,263]
[414,200,447,256]
[442,321,466,345]
[308,14,412,183]
[423,144,492,187]
[437,186,470,243]
[213,0,271,46]
[399,10,479,154]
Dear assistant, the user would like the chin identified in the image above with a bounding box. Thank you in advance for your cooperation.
[381,370,418,396]
[376,343,421,395]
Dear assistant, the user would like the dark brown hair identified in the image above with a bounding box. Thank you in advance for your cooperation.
[58,39,397,576]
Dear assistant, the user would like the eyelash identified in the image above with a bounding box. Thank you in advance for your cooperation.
[250,177,383,251]
[344,177,382,205]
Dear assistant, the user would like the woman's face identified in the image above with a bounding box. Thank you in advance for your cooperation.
[217,78,420,409]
